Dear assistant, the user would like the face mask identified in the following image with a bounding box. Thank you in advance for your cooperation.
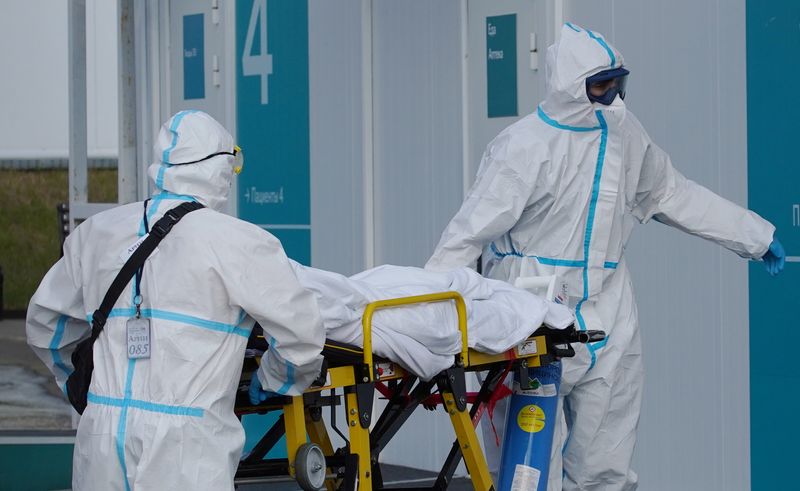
[596,94,627,123]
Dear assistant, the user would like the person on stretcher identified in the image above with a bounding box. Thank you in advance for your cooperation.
[249,260,574,403]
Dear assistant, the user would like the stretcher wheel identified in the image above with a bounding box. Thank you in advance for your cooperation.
[295,442,327,490]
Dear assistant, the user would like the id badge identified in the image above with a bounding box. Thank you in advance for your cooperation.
[127,317,151,359]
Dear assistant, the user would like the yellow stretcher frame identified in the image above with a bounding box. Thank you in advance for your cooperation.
[237,291,549,491]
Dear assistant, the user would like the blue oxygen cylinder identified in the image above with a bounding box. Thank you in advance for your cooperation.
[497,361,561,491]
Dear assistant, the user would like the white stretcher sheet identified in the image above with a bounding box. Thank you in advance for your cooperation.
[290,262,573,380]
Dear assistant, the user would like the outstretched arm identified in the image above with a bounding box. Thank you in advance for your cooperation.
[632,141,776,262]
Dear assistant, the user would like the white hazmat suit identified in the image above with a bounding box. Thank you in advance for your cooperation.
[426,24,774,490]
[27,110,325,490]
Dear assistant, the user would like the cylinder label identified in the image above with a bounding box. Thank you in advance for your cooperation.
[517,404,546,433]
[511,464,541,491]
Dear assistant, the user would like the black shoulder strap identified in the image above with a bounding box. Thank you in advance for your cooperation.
[89,201,204,339]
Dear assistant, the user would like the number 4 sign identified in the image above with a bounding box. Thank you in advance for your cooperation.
[242,0,273,104]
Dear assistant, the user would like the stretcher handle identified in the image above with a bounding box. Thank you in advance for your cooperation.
[574,330,606,344]
[362,291,469,381]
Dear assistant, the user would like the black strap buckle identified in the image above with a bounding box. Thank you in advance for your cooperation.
[150,223,168,238]
[151,204,200,237]
[151,211,179,238]
[164,209,181,222]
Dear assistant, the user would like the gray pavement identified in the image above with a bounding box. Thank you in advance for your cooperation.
[237,463,475,490]
[0,318,73,430]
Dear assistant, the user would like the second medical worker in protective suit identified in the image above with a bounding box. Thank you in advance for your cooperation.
[426,24,785,490]
[27,111,325,490]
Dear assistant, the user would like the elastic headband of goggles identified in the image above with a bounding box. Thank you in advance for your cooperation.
[169,146,240,165]
[586,66,630,83]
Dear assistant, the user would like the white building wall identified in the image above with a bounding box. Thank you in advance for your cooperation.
[368,0,467,470]
[0,0,119,159]
[565,1,750,489]
[308,0,367,275]
[371,0,465,269]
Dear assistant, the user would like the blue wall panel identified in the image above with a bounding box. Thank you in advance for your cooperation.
[236,0,311,264]
[747,2,800,488]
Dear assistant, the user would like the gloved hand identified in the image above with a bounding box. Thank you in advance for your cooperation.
[762,238,786,276]
[248,374,280,405]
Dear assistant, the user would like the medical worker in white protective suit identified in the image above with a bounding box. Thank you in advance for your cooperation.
[426,24,785,490]
[26,110,325,490]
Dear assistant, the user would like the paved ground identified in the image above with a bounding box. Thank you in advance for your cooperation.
[237,463,475,490]
[0,318,73,430]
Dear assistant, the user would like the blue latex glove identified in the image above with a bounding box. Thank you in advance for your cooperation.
[762,238,786,276]
[248,374,280,405]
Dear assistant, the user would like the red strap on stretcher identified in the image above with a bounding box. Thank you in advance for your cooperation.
[375,381,394,399]
[472,361,514,447]
[377,362,515,447]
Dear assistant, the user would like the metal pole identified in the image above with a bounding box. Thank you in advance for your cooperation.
[553,0,564,41]
[68,0,88,231]
[134,0,155,201]
[460,0,470,198]
[361,0,374,269]
[118,0,138,204]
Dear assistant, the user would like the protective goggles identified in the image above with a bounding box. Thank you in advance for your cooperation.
[586,67,629,105]
[176,145,244,174]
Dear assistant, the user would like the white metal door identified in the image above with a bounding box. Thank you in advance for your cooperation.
[466,0,549,181]
[168,0,229,123]
[163,0,236,214]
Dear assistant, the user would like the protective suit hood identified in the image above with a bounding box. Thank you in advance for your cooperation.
[148,110,236,211]
[540,23,625,127]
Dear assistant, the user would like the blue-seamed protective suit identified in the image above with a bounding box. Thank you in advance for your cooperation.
[426,24,776,490]
[26,110,324,490]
